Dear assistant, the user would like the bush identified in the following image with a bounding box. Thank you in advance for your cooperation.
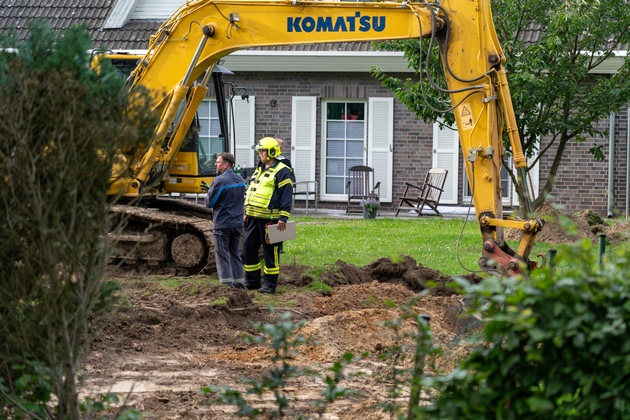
[0,20,155,418]
[421,240,630,419]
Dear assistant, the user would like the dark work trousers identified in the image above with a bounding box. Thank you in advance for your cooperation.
[243,217,281,290]
[213,228,244,285]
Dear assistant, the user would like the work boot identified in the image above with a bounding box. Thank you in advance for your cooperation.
[257,285,276,294]
[246,281,261,290]
[230,283,246,290]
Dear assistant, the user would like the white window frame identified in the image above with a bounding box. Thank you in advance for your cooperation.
[320,99,368,201]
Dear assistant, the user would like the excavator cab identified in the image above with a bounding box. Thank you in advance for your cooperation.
[92,52,235,195]
[165,64,233,191]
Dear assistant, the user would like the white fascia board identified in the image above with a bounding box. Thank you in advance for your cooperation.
[222,50,415,73]
[103,49,626,75]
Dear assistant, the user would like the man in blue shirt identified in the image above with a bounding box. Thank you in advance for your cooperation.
[205,153,247,289]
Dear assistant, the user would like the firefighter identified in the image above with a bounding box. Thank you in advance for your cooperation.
[243,137,295,293]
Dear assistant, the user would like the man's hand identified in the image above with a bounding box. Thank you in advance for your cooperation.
[277,220,286,231]
[200,181,210,192]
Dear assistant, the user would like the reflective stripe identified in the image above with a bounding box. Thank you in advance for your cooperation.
[244,262,262,272]
[245,162,289,209]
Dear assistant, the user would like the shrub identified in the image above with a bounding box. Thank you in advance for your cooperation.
[421,239,630,418]
[0,20,155,418]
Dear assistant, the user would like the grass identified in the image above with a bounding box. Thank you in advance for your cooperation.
[284,216,500,276]
[126,215,627,285]
[283,215,630,277]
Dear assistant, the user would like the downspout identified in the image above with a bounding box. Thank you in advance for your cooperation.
[607,111,616,217]
[626,105,630,218]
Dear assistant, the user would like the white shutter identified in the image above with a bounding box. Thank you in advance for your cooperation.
[291,97,317,194]
[231,96,255,167]
[432,123,459,204]
[368,97,393,203]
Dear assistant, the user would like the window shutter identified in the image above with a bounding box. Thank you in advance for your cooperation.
[368,98,393,203]
[432,123,459,204]
[230,96,255,167]
[291,97,317,193]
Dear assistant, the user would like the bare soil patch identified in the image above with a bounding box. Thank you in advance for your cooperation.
[83,257,480,419]
[82,210,629,418]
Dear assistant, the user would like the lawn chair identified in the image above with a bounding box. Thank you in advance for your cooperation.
[395,168,448,217]
[346,165,381,214]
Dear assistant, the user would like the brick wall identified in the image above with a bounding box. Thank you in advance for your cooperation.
[226,71,435,212]
[225,72,629,216]
[538,109,629,216]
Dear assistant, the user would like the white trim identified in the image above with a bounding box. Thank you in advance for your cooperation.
[103,0,138,29]
[100,48,624,74]
[223,50,411,73]
[229,50,404,57]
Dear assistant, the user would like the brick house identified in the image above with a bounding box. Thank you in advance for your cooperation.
[2,0,629,216]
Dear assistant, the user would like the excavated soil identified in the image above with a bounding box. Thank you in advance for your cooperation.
[83,257,481,419]
[82,208,629,418]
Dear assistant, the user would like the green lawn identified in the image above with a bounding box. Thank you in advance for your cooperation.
[282,216,551,277]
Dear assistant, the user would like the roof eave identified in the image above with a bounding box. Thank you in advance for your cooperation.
[223,50,413,73]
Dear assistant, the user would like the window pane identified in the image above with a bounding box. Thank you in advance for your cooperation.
[199,101,209,115]
[210,138,224,155]
[326,158,345,176]
[346,103,364,120]
[199,119,209,136]
[327,140,345,158]
[346,122,364,139]
[210,124,221,136]
[327,103,345,120]
[327,121,345,138]
[347,140,364,158]
[326,177,345,195]
[198,137,216,176]
[210,101,218,118]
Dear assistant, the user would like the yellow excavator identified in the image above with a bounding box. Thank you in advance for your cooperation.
[100,0,544,276]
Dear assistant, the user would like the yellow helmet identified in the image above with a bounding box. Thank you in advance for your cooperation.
[255,137,281,158]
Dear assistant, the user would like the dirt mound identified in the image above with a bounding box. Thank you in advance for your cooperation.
[604,220,630,243]
[504,202,630,244]
[282,255,481,296]
[85,258,478,418]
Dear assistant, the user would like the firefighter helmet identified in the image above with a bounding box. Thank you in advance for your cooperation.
[255,137,281,157]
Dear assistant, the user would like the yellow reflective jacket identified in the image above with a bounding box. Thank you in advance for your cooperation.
[245,160,294,220]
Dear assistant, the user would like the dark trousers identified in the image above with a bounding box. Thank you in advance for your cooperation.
[243,217,281,289]
[213,227,244,284]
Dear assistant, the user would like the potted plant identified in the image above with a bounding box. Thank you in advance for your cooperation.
[360,197,380,219]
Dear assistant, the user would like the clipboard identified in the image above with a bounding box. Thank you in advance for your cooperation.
[266,221,297,244]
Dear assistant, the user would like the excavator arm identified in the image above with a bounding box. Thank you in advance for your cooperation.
[112,0,544,275]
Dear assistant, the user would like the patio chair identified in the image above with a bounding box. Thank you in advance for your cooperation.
[346,165,381,214]
[395,168,448,217]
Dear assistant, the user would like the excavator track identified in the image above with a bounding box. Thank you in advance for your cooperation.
[108,197,216,276]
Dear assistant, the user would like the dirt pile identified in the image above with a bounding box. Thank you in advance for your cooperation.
[506,202,630,244]
[85,259,478,418]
